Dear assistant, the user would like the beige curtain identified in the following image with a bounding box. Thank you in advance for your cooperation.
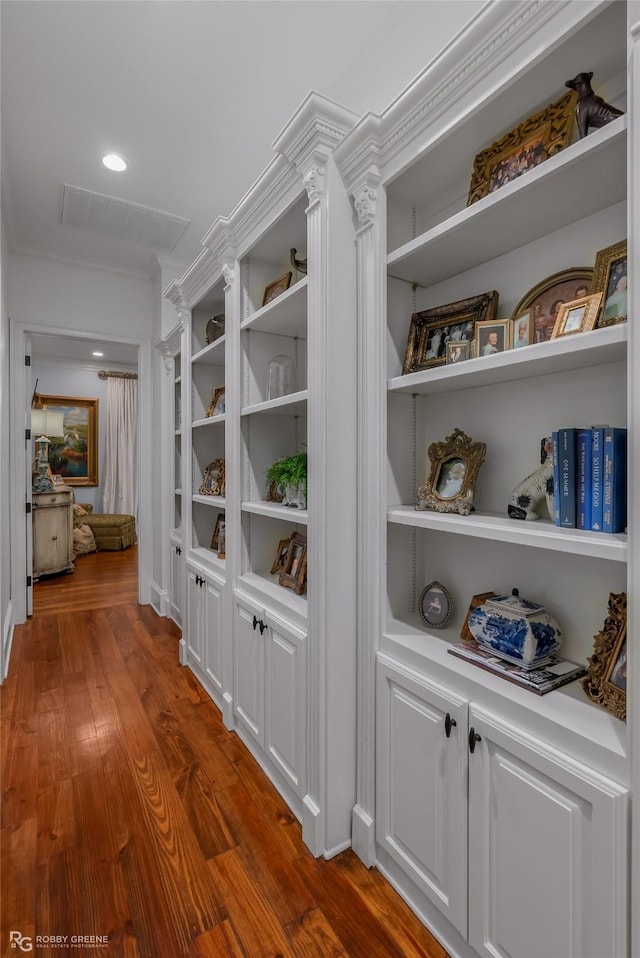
[102,376,137,515]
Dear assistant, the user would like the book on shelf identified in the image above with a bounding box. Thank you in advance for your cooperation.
[591,426,605,532]
[447,640,587,695]
[603,427,628,533]
[576,428,592,531]
[551,431,561,525]
[558,427,577,528]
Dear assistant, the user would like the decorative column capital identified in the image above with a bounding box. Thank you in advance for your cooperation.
[303,164,326,202]
[354,185,378,226]
[222,262,235,288]
[178,310,190,332]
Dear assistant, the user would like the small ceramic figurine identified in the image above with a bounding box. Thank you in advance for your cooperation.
[468,588,562,669]
[565,72,624,138]
[508,437,554,521]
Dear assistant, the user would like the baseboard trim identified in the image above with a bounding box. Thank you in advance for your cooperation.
[351,803,376,866]
[150,581,169,617]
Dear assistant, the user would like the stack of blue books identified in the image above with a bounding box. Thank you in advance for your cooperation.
[551,427,627,533]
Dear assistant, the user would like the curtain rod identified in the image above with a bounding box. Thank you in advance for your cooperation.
[98,370,138,380]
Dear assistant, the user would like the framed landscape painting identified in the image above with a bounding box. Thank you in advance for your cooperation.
[39,394,99,486]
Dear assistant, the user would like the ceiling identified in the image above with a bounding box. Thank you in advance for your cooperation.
[1,1,482,279]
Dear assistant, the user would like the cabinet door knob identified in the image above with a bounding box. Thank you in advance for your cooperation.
[468,728,482,753]
[51,535,57,541]
[252,615,258,631]
[259,619,267,635]
[444,713,457,738]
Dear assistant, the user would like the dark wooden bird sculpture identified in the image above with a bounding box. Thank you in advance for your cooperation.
[290,248,307,275]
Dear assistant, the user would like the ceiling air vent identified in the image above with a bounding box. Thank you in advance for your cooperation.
[60,184,189,252]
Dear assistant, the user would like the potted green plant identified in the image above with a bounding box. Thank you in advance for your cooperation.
[266,452,307,508]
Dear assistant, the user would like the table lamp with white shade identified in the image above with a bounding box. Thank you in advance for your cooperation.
[31,407,65,493]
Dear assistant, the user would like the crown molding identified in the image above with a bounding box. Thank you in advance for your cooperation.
[273,90,359,170]
[335,0,580,193]
[8,242,153,282]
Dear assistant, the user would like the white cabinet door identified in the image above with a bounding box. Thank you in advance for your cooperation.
[468,706,628,958]
[376,655,468,936]
[170,541,182,627]
[203,575,223,695]
[264,611,306,798]
[185,566,203,668]
[233,596,264,746]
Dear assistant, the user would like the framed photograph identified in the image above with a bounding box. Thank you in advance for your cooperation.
[210,514,225,552]
[446,341,471,365]
[550,292,602,339]
[474,318,511,357]
[581,592,626,721]
[38,394,99,486]
[461,591,497,641]
[206,386,226,418]
[262,271,292,307]
[278,531,307,595]
[592,240,627,327]
[199,458,225,497]
[270,536,291,574]
[216,520,226,559]
[419,581,452,630]
[51,474,65,486]
[511,309,534,348]
[467,90,576,205]
[512,267,593,343]
[417,427,486,516]
[402,291,499,374]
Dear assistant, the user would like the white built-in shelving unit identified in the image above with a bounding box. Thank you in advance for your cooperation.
[164,92,360,859]
[335,1,637,956]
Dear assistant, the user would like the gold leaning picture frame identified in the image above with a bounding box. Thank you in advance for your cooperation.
[402,291,499,374]
[262,271,292,307]
[581,592,627,722]
[467,90,576,205]
[416,428,487,517]
[550,292,602,339]
[592,240,627,328]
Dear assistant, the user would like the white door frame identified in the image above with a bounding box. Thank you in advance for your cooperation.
[9,319,153,624]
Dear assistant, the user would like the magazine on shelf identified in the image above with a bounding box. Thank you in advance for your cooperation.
[447,640,587,695]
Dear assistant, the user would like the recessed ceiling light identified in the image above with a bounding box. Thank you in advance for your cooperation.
[92,351,104,357]
[102,153,127,172]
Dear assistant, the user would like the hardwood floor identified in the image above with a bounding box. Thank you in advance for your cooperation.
[2,549,449,958]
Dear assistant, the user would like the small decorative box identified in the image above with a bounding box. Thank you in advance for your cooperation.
[467,589,562,670]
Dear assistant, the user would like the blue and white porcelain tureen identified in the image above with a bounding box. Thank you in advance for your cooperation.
[468,589,562,669]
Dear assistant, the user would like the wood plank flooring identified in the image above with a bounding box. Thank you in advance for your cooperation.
[2,548,449,958]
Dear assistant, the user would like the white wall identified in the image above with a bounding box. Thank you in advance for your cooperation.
[8,252,153,337]
[1,208,12,679]
[31,363,137,513]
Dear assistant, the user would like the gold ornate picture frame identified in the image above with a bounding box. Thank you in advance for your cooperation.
[38,394,99,487]
[467,90,576,205]
[550,292,602,339]
[592,240,627,327]
[417,428,486,516]
[581,592,626,721]
[278,531,307,595]
[402,291,499,374]
[262,271,292,307]
[512,267,593,344]
[206,386,226,418]
[199,458,225,497]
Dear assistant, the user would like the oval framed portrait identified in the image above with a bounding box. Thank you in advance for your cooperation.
[419,581,452,630]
